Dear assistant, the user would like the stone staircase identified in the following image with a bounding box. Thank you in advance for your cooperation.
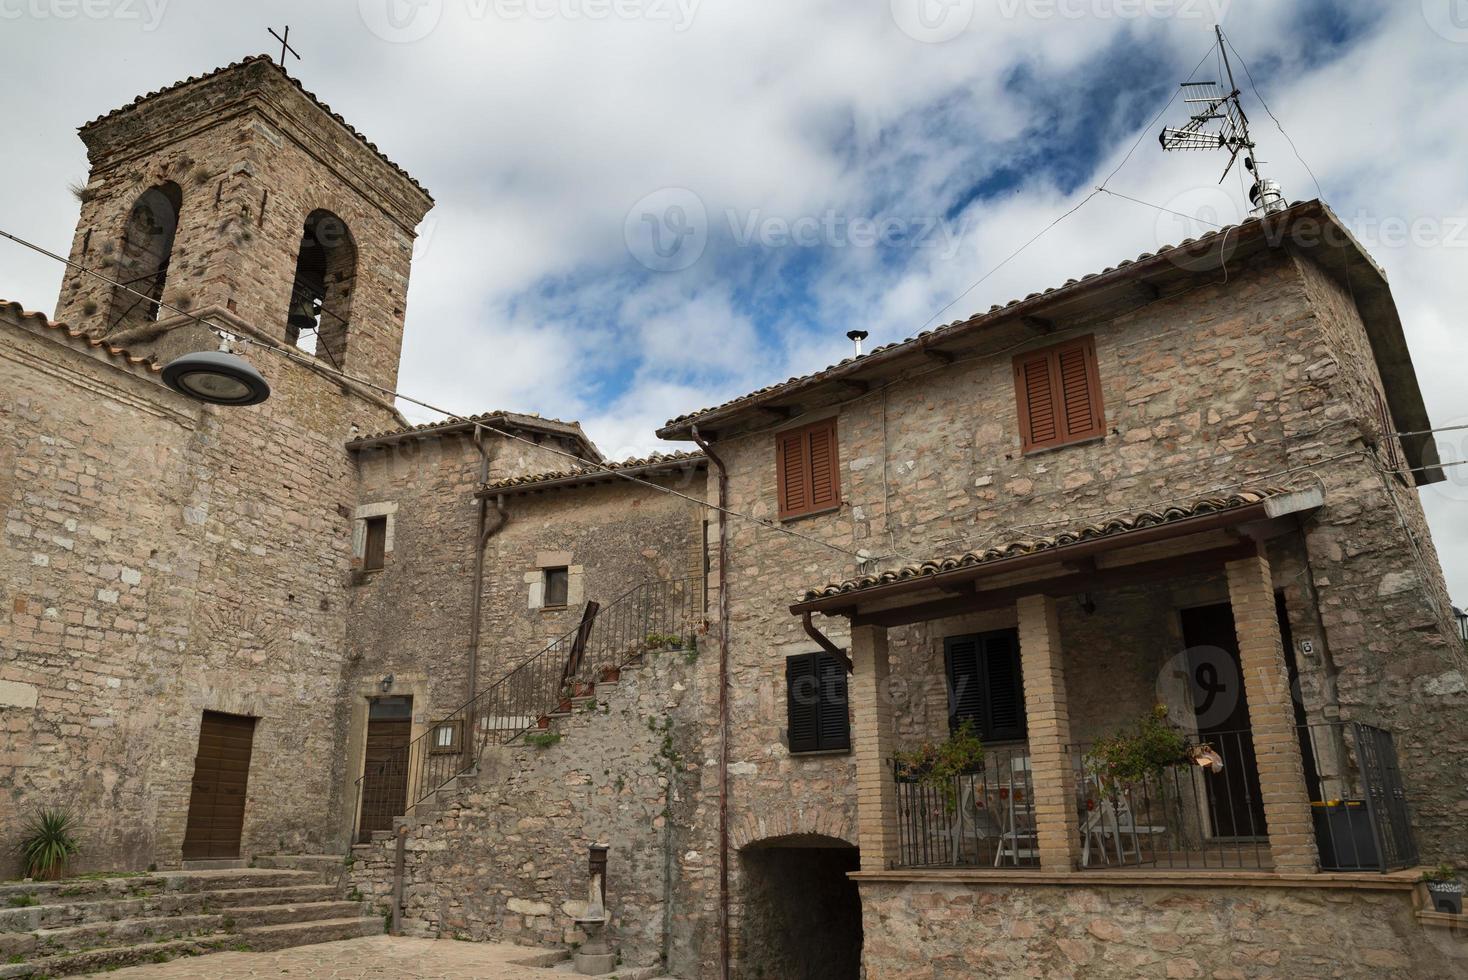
[0,863,380,978]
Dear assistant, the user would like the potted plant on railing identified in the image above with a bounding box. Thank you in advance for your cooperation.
[1423,863,1464,915]
[892,720,985,812]
[1084,705,1195,786]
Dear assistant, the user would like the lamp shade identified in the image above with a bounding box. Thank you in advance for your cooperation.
[161,349,271,406]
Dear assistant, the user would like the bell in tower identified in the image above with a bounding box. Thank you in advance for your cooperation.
[286,222,328,348]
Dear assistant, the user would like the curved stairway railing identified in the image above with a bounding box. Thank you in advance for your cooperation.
[353,575,704,841]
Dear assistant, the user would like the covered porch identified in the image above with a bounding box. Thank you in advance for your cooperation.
[793,487,1418,878]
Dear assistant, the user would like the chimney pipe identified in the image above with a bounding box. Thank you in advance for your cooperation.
[846,329,869,357]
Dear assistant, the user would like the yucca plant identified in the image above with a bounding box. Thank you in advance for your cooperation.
[16,808,79,880]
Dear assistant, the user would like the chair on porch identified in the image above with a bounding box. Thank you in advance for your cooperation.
[993,756,1039,867]
[948,777,1003,864]
[1080,774,1168,866]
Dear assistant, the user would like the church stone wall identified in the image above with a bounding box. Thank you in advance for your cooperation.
[0,309,399,873]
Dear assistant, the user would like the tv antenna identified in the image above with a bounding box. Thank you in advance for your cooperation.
[1159,27,1285,217]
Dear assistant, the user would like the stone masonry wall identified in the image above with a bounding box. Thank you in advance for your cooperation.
[858,878,1459,978]
[684,245,1468,974]
[0,308,399,873]
[348,648,705,972]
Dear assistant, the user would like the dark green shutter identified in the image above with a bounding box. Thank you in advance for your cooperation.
[787,652,850,753]
[786,654,820,753]
[944,630,1026,741]
[816,653,850,751]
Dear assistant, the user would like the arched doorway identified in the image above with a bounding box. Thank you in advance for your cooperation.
[737,834,861,980]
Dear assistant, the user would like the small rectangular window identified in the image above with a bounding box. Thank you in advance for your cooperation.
[1013,335,1105,452]
[543,567,569,608]
[363,516,388,572]
[944,630,1026,742]
[429,719,462,755]
[776,417,841,519]
[785,651,850,754]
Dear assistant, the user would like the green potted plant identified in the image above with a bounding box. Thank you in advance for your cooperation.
[16,808,79,880]
[1423,863,1463,915]
[892,720,985,811]
[1084,705,1193,785]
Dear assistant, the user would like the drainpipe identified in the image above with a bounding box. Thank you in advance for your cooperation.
[689,425,730,980]
[391,824,407,935]
[467,429,509,706]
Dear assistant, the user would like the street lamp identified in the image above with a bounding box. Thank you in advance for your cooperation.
[161,347,271,406]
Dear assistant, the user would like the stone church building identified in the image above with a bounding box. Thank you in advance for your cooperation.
[3,58,1467,978]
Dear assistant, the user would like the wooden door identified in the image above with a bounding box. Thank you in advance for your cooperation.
[1181,603,1267,839]
[182,711,257,860]
[358,696,413,841]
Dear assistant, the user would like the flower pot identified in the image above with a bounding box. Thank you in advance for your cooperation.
[600,666,621,683]
[1426,880,1464,915]
[557,698,573,714]
[536,715,551,730]
[572,681,595,697]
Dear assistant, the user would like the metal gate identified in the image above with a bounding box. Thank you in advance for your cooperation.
[1354,722,1419,871]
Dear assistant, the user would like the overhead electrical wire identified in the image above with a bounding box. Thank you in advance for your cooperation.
[0,224,913,566]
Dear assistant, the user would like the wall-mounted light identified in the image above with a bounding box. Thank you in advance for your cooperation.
[380,674,394,693]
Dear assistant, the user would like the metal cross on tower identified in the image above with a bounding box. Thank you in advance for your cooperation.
[268,25,300,68]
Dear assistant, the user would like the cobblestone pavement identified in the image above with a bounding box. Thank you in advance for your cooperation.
[80,936,622,979]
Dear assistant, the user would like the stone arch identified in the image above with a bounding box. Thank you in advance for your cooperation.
[106,181,182,335]
[285,208,357,367]
[730,807,854,852]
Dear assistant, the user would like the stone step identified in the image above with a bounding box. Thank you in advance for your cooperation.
[240,915,383,951]
[250,854,348,876]
[197,883,340,909]
[0,874,159,906]
[180,858,246,870]
[154,868,320,892]
[0,933,240,979]
[0,912,224,961]
[226,900,366,929]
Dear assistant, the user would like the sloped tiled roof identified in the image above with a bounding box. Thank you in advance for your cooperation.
[658,203,1319,435]
[483,449,706,493]
[799,487,1292,603]
[0,299,160,376]
[82,55,432,202]
[348,410,601,460]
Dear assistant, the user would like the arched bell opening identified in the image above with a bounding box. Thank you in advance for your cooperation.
[286,209,356,368]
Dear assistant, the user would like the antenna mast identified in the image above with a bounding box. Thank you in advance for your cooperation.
[1159,27,1285,216]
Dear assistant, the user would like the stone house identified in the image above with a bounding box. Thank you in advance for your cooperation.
[3,57,1467,979]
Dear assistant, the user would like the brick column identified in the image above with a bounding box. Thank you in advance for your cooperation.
[1016,594,1081,871]
[1225,552,1319,873]
[851,623,898,871]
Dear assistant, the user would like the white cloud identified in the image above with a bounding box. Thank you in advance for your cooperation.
[2,1,1467,599]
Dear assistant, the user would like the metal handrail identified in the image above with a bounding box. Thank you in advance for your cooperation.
[353,575,704,841]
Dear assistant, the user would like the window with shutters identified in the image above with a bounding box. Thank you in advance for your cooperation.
[1012,335,1105,452]
[944,630,1026,742]
[785,651,851,754]
[776,417,841,519]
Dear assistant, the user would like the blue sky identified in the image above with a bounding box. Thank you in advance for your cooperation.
[2,0,1467,595]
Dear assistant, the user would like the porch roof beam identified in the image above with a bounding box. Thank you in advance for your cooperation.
[847,541,1259,629]
[794,487,1324,619]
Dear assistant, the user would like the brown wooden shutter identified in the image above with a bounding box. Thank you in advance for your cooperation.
[776,418,841,518]
[1013,336,1103,451]
[807,418,839,510]
[1015,353,1058,450]
[363,516,387,571]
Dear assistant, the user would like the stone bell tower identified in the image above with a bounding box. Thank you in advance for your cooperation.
[54,56,434,395]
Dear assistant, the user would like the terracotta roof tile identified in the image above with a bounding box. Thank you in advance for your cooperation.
[0,299,160,374]
[82,55,432,203]
[658,204,1316,435]
[348,411,600,460]
[799,487,1292,603]
[483,450,706,492]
